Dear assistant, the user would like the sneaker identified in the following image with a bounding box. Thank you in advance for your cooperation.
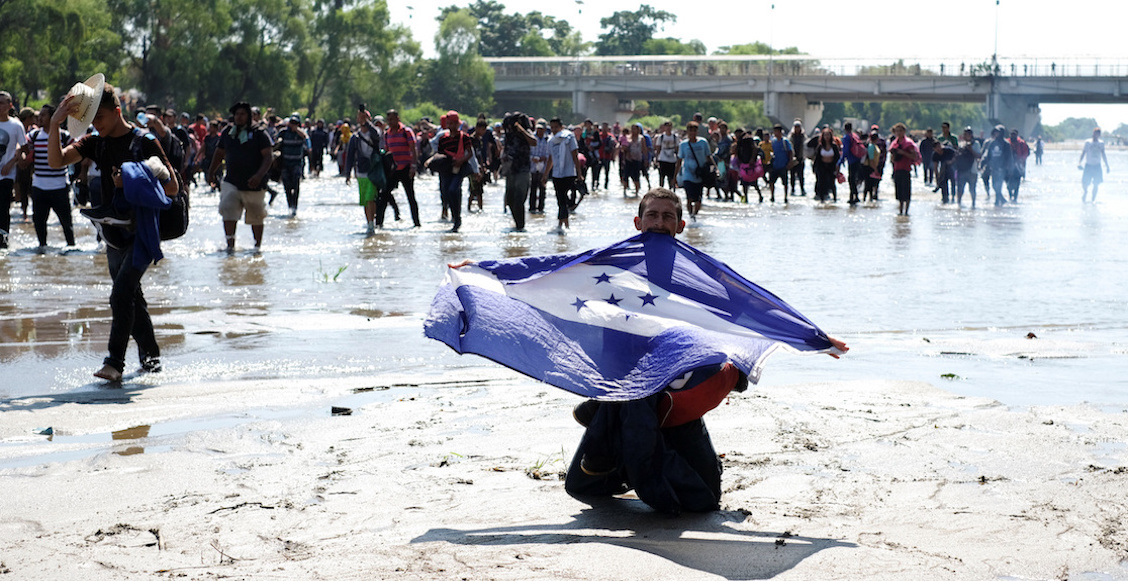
[140,356,162,373]
[365,224,376,237]
[80,205,132,226]
[0,229,7,249]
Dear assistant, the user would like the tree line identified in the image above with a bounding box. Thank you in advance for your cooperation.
[0,0,1099,136]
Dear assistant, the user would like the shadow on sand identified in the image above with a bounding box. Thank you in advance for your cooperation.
[412,501,855,580]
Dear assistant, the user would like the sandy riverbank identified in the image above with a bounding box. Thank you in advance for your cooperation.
[2,362,1127,580]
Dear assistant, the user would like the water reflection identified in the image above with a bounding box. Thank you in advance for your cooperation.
[219,255,267,287]
[1,150,1127,405]
[112,424,150,456]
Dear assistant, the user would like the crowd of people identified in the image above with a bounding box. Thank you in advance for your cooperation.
[1,87,1094,252]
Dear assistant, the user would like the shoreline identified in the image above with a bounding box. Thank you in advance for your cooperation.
[2,371,1127,579]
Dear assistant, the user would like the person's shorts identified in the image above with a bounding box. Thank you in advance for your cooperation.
[768,166,788,184]
[219,181,267,224]
[357,177,377,205]
[1083,164,1103,187]
[624,159,642,180]
[683,180,703,202]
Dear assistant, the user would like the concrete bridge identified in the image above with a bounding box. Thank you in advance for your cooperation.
[487,56,1128,135]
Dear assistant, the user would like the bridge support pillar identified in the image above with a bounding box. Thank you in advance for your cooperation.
[765,92,824,129]
[988,93,1041,137]
[573,91,631,125]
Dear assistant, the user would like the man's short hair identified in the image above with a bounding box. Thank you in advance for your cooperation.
[0,91,11,103]
[843,122,853,131]
[639,187,682,219]
[686,121,699,130]
[98,84,120,111]
[549,117,563,126]
[773,123,784,131]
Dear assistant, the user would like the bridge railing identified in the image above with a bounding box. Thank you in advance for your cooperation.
[485,56,1128,78]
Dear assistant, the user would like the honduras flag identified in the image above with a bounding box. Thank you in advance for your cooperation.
[424,232,836,401]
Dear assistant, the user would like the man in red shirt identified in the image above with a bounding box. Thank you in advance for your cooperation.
[380,109,419,227]
[888,123,921,216]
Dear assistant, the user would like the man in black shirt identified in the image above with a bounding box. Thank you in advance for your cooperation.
[207,102,273,254]
[48,81,180,382]
[309,119,330,178]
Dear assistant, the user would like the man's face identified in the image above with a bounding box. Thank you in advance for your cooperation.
[91,106,117,135]
[942,123,950,134]
[687,126,698,140]
[925,129,933,138]
[549,121,562,133]
[0,95,10,116]
[233,109,250,126]
[1094,130,1102,140]
[38,107,50,127]
[388,113,399,127]
[635,198,684,237]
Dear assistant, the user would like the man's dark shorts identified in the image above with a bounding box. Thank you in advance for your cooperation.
[683,180,703,202]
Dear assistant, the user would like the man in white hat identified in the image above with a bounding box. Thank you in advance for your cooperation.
[0,91,28,249]
[46,79,181,382]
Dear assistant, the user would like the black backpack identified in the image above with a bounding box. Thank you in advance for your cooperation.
[99,128,190,240]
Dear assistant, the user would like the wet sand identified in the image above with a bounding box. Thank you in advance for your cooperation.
[3,150,1128,579]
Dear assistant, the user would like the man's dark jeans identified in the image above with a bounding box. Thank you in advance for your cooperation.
[104,244,159,373]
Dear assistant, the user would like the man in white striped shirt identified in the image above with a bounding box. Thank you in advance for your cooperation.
[24,105,75,251]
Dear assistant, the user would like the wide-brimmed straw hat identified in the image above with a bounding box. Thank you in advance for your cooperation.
[66,73,105,137]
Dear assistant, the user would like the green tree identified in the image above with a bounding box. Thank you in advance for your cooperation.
[437,1,579,57]
[0,0,120,107]
[304,0,419,120]
[109,0,234,111]
[422,9,493,115]
[1048,117,1100,140]
[594,5,676,56]
[641,38,705,56]
[715,42,801,56]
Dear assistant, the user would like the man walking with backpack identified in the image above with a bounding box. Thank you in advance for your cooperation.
[48,78,181,382]
[343,106,385,235]
[207,101,273,254]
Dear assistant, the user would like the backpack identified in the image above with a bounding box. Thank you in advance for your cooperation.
[356,130,394,191]
[99,128,190,241]
[849,134,867,161]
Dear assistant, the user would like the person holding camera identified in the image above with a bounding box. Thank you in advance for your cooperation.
[501,111,536,232]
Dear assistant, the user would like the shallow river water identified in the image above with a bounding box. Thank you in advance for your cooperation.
[2,148,1127,410]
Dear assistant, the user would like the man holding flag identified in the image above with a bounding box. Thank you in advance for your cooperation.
[425,188,847,514]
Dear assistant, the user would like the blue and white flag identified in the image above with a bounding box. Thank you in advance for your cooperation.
[424,232,836,401]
